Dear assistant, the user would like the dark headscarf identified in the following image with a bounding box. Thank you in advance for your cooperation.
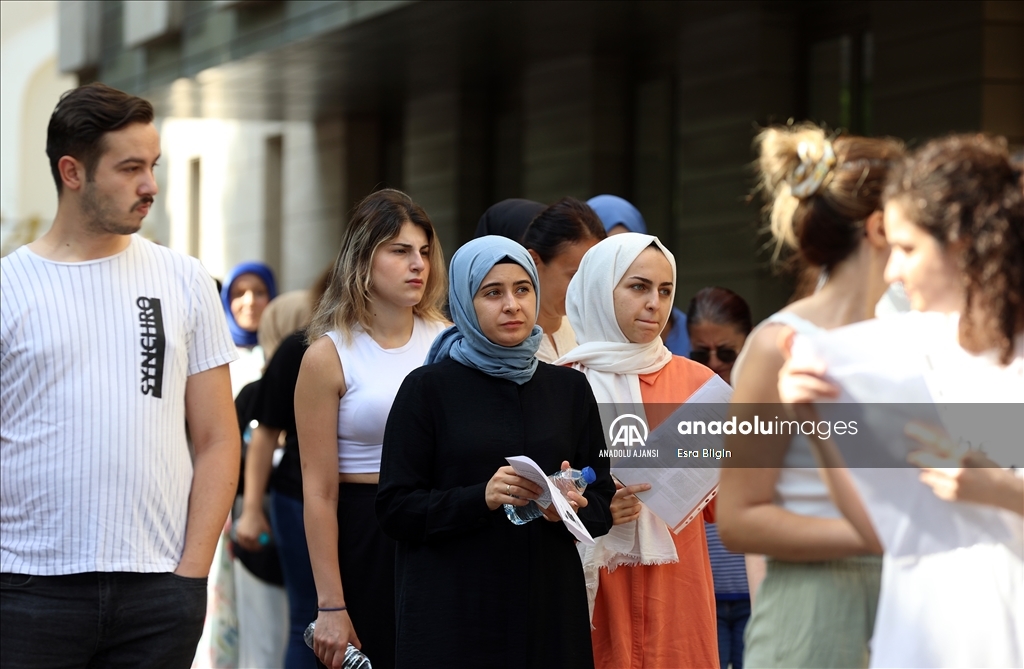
[474,198,546,241]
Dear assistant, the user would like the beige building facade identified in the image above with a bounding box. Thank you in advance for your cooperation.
[0,1,76,256]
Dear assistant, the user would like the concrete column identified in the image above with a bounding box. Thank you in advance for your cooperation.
[521,54,629,205]
[280,118,344,292]
[674,2,799,321]
[403,90,461,256]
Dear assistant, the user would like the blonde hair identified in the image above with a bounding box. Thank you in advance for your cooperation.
[755,123,904,268]
[307,189,447,343]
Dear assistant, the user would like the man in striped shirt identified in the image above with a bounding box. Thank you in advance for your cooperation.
[0,84,240,668]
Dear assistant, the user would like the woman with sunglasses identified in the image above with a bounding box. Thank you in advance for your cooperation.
[686,287,751,385]
[716,123,905,668]
[685,287,754,669]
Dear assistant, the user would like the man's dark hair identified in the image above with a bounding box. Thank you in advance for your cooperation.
[46,83,155,194]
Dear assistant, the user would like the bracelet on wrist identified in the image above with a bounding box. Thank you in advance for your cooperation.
[318,606,347,612]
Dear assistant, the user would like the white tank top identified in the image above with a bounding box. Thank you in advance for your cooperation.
[749,311,842,519]
[536,315,578,364]
[326,317,447,474]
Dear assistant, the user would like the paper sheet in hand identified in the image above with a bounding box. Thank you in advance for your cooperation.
[505,455,595,545]
[794,315,1023,559]
[611,375,733,534]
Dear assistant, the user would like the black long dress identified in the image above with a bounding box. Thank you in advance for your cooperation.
[377,358,614,669]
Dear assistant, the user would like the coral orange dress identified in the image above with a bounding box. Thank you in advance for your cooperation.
[591,356,719,669]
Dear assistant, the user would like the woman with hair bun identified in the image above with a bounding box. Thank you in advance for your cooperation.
[524,198,606,362]
[779,134,1024,668]
[716,124,904,668]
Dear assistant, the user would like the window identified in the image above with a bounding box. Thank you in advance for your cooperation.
[263,135,283,275]
[188,157,201,259]
[807,32,873,135]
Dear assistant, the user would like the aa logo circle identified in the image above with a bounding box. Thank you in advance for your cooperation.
[608,414,649,448]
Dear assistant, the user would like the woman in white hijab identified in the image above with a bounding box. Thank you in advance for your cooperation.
[557,233,722,669]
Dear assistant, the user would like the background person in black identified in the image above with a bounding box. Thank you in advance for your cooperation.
[233,331,316,668]
[234,270,329,669]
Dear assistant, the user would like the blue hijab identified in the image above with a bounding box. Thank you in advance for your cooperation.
[587,194,648,234]
[221,261,278,347]
[426,236,543,384]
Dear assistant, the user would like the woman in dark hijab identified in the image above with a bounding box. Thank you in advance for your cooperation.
[474,198,546,239]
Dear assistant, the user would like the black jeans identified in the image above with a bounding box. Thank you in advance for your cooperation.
[0,571,206,669]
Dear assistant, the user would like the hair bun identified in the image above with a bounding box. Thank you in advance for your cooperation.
[755,123,903,268]
[788,140,837,198]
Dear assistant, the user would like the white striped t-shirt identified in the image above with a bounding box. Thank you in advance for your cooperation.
[0,236,237,575]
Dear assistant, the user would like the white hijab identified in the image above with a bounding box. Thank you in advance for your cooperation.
[555,233,679,621]
[556,233,674,404]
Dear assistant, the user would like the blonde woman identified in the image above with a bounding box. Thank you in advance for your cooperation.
[295,189,448,669]
[716,124,903,668]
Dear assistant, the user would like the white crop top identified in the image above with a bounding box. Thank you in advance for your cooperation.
[326,317,447,474]
[754,311,842,520]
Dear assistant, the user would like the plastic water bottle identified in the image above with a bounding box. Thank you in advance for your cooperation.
[303,621,372,669]
[504,466,597,525]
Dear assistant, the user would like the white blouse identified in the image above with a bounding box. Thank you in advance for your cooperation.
[867,313,1024,668]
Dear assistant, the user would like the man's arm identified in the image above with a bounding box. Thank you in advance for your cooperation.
[178,364,240,577]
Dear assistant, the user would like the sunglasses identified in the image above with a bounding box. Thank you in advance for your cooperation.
[690,347,738,365]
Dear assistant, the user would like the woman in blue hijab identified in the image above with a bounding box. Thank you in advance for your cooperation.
[212,261,279,668]
[222,261,278,348]
[220,261,278,398]
[377,236,614,669]
[587,194,648,235]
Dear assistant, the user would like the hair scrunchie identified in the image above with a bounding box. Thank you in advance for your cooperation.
[788,140,837,199]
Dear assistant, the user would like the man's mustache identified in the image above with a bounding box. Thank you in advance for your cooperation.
[131,196,155,211]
